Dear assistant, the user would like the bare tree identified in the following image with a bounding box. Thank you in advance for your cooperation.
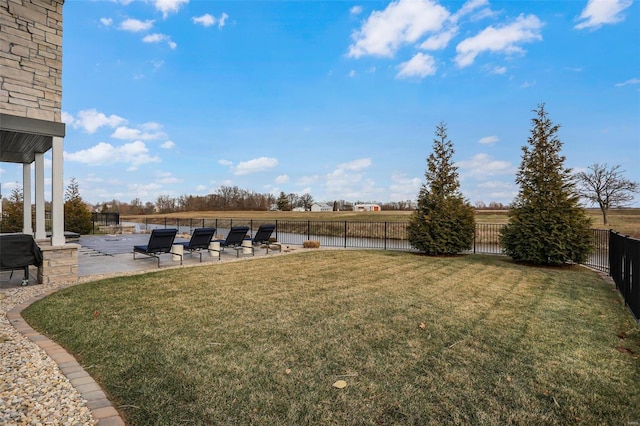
[299,193,314,211]
[576,163,639,225]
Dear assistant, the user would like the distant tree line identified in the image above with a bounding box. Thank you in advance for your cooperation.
[92,186,421,215]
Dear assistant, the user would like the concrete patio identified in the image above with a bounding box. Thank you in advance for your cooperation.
[0,233,288,289]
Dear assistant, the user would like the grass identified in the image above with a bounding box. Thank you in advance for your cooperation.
[23,251,640,425]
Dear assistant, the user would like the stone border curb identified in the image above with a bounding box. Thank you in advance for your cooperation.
[7,290,126,426]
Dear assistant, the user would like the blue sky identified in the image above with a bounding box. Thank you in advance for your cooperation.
[2,0,639,207]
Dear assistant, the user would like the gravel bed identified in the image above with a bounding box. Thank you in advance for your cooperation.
[0,283,96,425]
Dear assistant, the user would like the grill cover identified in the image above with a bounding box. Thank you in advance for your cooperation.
[0,234,43,269]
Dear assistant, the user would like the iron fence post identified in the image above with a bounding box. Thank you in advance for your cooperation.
[384,222,387,250]
[344,221,347,248]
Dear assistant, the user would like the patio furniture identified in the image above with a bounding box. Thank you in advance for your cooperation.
[176,227,217,262]
[251,224,281,254]
[133,228,180,267]
[0,234,43,286]
[212,226,253,258]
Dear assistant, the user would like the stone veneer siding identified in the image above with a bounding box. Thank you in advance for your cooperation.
[38,243,79,284]
[0,0,63,122]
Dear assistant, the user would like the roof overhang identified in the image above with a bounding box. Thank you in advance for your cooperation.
[0,113,66,164]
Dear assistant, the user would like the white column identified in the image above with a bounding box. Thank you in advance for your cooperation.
[34,153,46,240]
[22,163,33,235]
[51,137,65,246]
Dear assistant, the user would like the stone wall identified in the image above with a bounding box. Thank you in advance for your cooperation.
[38,243,79,285]
[0,0,64,122]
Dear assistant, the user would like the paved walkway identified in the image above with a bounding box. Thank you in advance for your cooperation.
[1,235,295,425]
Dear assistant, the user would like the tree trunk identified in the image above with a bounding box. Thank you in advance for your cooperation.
[601,205,608,225]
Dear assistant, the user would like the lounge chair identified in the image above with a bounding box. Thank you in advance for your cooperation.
[251,224,281,254]
[133,228,180,267]
[176,227,217,262]
[212,226,253,257]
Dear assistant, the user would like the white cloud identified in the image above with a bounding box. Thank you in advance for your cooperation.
[349,70,357,78]
[615,78,640,87]
[325,168,363,191]
[450,0,488,23]
[143,33,165,43]
[218,159,233,166]
[275,174,290,184]
[153,0,189,18]
[142,33,176,49]
[157,174,183,184]
[575,0,632,30]
[71,109,127,134]
[100,17,113,27]
[457,153,515,178]
[111,126,167,141]
[120,18,154,32]
[65,141,160,166]
[491,66,507,74]
[478,135,498,145]
[455,14,543,68]
[520,80,536,88]
[193,14,215,27]
[388,173,421,200]
[195,184,207,192]
[218,13,229,29]
[348,0,450,58]
[297,175,320,185]
[234,157,278,175]
[161,141,175,149]
[350,5,363,15]
[61,111,74,126]
[338,158,372,171]
[396,52,437,78]
[127,182,163,198]
[419,27,458,50]
[141,122,162,131]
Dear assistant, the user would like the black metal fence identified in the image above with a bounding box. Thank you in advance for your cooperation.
[133,217,618,268]
[609,231,640,321]
[92,212,120,226]
[584,229,610,273]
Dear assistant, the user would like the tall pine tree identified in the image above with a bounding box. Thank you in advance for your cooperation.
[501,104,592,265]
[64,178,93,234]
[407,122,475,255]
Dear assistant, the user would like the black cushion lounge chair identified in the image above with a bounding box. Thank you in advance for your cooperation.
[176,227,217,262]
[133,228,180,267]
[251,224,281,254]
[213,226,253,258]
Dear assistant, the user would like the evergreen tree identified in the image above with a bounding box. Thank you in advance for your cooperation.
[64,178,93,234]
[276,191,290,211]
[407,122,475,255]
[501,104,592,265]
[1,186,24,233]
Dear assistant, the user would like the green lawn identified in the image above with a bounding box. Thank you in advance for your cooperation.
[23,251,640,425]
